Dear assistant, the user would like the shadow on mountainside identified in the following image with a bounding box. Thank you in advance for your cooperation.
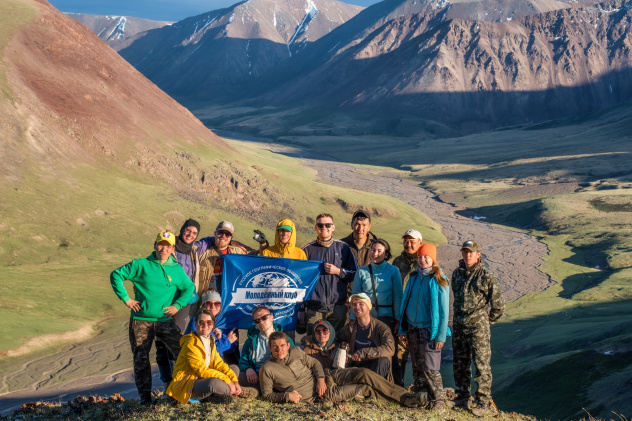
[493,299,632,421]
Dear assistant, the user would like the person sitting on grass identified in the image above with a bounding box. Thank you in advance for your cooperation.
[303,319,427,408]
[337,293,396,382]
[186,289,240,364]
[166,309,257,404]
[259,332,427,407]
[237,306,294,391]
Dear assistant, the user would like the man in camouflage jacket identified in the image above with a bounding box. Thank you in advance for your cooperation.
[451,240,505,414]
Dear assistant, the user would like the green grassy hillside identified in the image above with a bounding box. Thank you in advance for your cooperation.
[0,138,444,388]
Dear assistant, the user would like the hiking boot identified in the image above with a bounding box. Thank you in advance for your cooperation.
[237,387,259,399]
[202,394,235,405]
[401,391,428,408]
[471,400,498,417]
[453,396,472,410]
[139,396,153,406]
[432,399,446,413]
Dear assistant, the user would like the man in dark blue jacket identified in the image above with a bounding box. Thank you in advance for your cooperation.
[302,213,358,335]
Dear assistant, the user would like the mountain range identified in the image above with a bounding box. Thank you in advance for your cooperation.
[66,13,173,51]
[117,0,363,100]
[106,0,632,136]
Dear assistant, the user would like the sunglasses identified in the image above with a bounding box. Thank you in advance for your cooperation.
[216,231,232,237]
[198,320,214,327]
[253,314,271,324]
[204,301,221,308]
[316,223,333,229]
[314,327,330,334]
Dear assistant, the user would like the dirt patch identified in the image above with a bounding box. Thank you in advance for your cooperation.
[1,322,97,359]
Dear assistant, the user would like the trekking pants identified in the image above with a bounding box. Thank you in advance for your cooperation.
[408,327,445,401]
[452,321,492,403]
[129,318,182,402]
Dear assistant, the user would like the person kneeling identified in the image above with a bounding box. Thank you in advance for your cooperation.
[167,309,257,404]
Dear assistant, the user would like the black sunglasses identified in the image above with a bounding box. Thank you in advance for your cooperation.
[253,314,271,324]
[316,223,333,229]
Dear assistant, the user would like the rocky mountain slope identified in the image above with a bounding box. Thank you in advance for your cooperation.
[247,0,632,135]
[1,0,231,191]
[118,0,363,100]
[65,13,173,51]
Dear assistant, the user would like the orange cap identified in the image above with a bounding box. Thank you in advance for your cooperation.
[417,243,437,263]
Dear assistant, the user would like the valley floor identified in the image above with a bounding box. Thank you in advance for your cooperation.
[272,142,552,301]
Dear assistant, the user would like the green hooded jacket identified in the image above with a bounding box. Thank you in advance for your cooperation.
[110,253,195,321]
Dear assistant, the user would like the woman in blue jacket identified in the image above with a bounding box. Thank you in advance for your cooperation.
[397,243,450,413]
[351,239,403,330]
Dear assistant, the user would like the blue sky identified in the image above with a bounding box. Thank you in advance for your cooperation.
[48,0,375,21]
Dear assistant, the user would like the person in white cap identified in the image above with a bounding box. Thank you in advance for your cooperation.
[391,228,423,385]
[197,221,246,293]
[186,289,239,364]
[337,293,395,381]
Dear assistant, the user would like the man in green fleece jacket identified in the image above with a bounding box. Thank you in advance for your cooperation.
[110,231,195,405]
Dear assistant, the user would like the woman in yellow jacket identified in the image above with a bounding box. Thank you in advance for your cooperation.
[259,219,307,260]
[166,309,257,403]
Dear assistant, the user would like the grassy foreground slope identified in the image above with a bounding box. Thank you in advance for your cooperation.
[287,103,632,420]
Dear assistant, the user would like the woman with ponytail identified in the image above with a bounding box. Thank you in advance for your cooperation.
[397,244,450,413]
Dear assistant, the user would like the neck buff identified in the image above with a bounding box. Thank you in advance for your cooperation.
[317,237,334,247]
[176,218,200,254]
[421,267,433,275]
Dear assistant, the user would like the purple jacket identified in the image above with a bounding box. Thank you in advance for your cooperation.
[175,237,213,280]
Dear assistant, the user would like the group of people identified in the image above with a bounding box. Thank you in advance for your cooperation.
[109,210,506,416]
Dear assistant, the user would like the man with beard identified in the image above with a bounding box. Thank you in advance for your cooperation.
[198,221,246,294]
[302,213,357,334]
[260,331,426,407]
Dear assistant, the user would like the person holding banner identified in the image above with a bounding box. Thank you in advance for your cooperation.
[186,289,239,364]
[302,213,358,335]
[197,221,246,293]
[237,306,295,391]
[259,219,307,260]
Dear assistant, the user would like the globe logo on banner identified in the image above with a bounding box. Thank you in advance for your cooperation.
[218,254,322,330]
[233,267,304,313]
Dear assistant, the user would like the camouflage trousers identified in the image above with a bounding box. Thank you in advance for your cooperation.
[408,327,445,401]
[129,318,182,402]
[452,321,492,403]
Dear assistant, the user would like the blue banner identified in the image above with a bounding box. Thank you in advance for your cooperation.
[216,254,322,330]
